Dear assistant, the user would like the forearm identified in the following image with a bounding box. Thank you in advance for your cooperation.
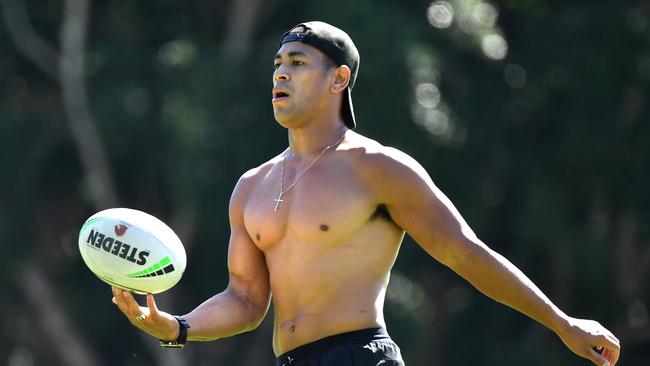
[453,239,570,335]
[183,288,269,341]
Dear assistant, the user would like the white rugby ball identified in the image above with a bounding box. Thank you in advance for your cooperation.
[78,208,186,294]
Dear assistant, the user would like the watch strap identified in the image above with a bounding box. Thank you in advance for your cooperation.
[159,315,190,348]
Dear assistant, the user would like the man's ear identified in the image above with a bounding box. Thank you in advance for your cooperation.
[331,65,351,93]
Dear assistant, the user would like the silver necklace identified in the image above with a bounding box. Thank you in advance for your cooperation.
[273,134,346,212]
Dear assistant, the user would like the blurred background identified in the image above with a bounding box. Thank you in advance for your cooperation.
[1,0,648,365]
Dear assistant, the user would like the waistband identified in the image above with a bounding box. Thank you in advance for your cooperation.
[276,328,390,365]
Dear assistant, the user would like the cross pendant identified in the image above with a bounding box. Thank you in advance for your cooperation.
[273,192,284,212]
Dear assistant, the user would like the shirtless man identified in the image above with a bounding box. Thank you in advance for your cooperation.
[112,21,620,366]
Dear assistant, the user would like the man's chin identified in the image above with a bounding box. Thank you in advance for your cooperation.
[273,111,301,129]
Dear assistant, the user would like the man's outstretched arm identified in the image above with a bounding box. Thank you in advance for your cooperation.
[365,147,620,366]
[112,171,271,342]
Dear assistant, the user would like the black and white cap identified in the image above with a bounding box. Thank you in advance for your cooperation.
[280,21,360,129]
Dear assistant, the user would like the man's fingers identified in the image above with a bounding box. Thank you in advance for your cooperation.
[603,343,620,366]
[599,334,621,365]
[112,289,145,320]
[111,287,130,312]
[121,290,137,312]
[112,287,121,303]
[605,333,621,347]
[587,347,610,366]
[604,347,620,366]
[123,292,149,319]
[110,287,158,327]
[146,294,160,317]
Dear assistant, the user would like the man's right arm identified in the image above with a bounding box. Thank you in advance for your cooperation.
[182,171,271,340]
[112,170,271,342]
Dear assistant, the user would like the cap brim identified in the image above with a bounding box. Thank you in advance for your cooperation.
[342,87,356,129]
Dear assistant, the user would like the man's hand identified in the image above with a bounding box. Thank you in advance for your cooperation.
[111,287,180,341]
[558,316,620,366]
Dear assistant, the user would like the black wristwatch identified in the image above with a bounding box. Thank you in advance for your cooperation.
[160,316,190,348]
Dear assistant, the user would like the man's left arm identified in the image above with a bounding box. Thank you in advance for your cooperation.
[366,147,620,366]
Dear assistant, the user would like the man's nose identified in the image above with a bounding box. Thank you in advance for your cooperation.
[274,68,290,82]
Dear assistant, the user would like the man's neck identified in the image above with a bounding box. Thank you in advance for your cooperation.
[287,122,348,157]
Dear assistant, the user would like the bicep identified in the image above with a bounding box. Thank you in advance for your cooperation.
[226,225,270,306]
[225,176,271,310]
[375,151,481,269]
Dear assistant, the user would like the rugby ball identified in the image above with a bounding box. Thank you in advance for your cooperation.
[78,208,187,294]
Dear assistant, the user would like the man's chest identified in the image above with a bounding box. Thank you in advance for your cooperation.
[242,164,376,251]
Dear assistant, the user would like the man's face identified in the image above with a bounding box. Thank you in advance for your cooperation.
[272,42,336,128]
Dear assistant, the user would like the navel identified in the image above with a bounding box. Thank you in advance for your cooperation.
[255,233,261,241]
[319,224,329,232]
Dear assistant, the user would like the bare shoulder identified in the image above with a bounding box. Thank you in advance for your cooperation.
[230,151,284,212]
[343,132,433,198]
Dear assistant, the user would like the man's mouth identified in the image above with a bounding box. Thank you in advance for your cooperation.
[272,89,290,103]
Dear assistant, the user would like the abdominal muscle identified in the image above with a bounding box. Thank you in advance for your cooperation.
[265,228,403,356]
[273,299,385,356]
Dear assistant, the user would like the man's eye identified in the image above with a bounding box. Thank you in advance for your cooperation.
[274,63,281,69]
[292,60,304,66]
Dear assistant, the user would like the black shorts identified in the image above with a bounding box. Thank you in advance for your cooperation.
[275,328,405,366]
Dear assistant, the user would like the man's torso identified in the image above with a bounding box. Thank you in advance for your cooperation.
[241,133,405,355]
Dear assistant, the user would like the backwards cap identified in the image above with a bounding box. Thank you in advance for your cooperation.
[280,21,360,129]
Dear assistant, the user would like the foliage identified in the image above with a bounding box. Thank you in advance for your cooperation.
[1,0,648,364]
